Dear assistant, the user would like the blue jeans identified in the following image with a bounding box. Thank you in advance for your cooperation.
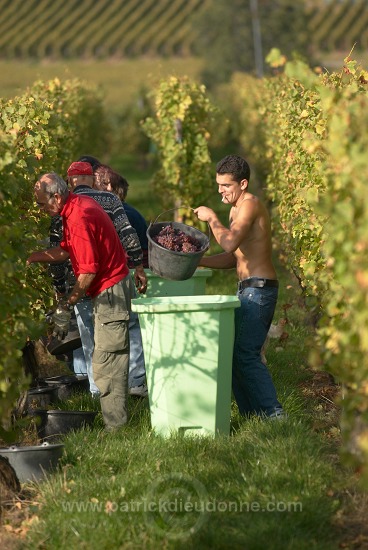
[128,287,146,388]
[232,286,283,417]
[74,299,99,395]
[73,346,88,376]
[74,295,146,394]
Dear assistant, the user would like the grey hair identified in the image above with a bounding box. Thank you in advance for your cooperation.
[37,172,69,198]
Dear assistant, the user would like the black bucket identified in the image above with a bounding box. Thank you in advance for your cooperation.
[0,442,64,483]
[25,386,59,411]
[43,375,90,400]
[147,209,210,281]
[31,409,97,442]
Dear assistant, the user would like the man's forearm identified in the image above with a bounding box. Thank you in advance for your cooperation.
[119,226,143,267]
[207,218,238,253]
[67,273,96,305]
[200,252,236,270]
[194,207,236,253]
[27,246,70,265]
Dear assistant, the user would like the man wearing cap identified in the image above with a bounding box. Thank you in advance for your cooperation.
[27,172,147,431]
[48,161,148,398]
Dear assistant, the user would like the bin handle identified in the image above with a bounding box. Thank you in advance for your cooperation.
[151,207,211,240]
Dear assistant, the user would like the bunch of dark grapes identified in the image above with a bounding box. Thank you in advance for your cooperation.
[153,225,202,253]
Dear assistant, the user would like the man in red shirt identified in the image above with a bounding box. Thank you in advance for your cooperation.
[27,172,147,431]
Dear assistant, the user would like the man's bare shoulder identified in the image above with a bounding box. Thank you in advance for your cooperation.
[231,194,260,221]
[241,193,261,206]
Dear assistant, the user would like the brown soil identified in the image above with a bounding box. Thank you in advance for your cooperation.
[0,486,40,549]
[25,338,72,381]
[0,339,71,547]
[299,369,368,549]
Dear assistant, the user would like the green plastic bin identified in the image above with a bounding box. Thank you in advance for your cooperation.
[131,268,212,297]
[131,295,240,437]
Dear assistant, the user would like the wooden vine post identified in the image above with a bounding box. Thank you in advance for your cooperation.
[142,75,215,222]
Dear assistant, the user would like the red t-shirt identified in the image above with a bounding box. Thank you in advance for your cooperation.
[60,193,129,298]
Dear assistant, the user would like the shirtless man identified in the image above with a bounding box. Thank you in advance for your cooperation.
[194,155,285,419]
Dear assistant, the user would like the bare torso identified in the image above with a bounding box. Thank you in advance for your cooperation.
[194,183,277,282]
[230,195,277,281]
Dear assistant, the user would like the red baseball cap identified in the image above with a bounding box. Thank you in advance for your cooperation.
[67,161,94,177]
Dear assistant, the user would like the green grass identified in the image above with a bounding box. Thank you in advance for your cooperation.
[48,391,104,415]
[24,421,340,549]
[14,256,353,550]
[2,156,361,549]
[0,58,203,113]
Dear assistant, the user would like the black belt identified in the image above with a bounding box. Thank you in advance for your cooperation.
[238,277,279,290]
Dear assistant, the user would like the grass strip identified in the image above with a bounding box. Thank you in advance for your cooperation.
[16,262,349,550]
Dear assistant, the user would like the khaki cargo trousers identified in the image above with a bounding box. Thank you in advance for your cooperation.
[92,274,134,430]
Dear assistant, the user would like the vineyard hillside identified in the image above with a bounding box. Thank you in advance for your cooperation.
[0,0,367,59]
[0,0,209,58]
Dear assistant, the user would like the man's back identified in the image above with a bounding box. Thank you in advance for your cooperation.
[73,185,143,267]
[61,193,128,297]
[73,186,128,233]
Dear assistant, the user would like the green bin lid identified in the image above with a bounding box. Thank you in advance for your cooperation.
[131,294,240,313]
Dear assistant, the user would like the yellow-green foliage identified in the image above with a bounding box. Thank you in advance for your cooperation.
[142,75,216,214]
[264,57,328,305]
[313,61,368,478]
[259,51,368,484]
[222,72,271,186]
[0,78,107,437]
